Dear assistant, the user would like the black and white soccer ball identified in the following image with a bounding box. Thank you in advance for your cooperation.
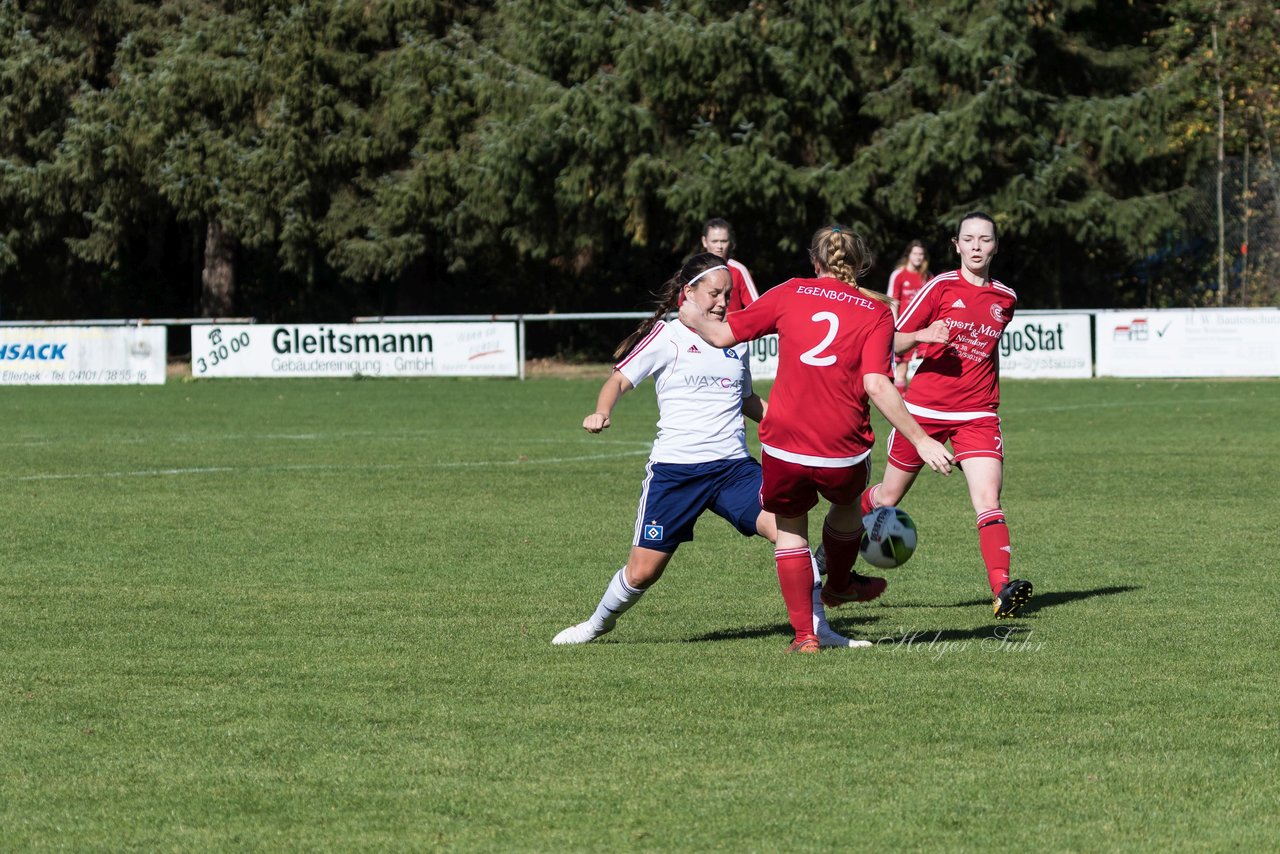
[858,506,918,569]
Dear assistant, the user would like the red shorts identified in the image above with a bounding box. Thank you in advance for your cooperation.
[894,346,916,365]
[760,451,871,518]
[888,415,1003,472]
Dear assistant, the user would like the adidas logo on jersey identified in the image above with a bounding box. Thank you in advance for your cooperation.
[687,345,701,353]
[951,298,967,308]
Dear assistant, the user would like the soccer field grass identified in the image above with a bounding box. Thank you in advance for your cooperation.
[2,376,1277,850]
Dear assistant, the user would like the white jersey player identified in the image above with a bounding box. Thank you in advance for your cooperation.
[552,253,858,649]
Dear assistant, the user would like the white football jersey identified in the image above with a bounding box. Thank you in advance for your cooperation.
[615,320,753,464]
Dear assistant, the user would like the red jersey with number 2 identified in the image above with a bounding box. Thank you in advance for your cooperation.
[897,270,1017,415]
[727,276,894,463]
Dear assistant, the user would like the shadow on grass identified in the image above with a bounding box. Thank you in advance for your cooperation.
[860,624,1035,643]
[686,613,883,644]
[683,620,1033,645]
[665,586,1141,645]
[937,584,1140,614]
[684,622,800,643]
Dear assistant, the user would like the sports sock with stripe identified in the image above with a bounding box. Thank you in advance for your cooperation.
[859,484,880,517]
[776,547,818,645]
[976,510,1011,595]
[589,567,644,631]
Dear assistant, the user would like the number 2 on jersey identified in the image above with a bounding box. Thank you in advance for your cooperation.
[799,311,839,366]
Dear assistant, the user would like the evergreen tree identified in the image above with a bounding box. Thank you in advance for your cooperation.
[834,0,1203,307]
[446,1,1209,311]
[0,1,1265,327]
[0,0,156,316]
[18,1,486,319]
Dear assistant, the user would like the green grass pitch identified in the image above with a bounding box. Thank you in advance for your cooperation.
[1,376,1277,849]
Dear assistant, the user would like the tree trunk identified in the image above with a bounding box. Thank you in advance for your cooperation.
[1213,9,1226,306]
[201,219,236,317]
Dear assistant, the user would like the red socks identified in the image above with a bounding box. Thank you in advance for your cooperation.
[821,522,861,590]
[976,509,1011,595]
[776,547,817,644]
[859,484,880,517]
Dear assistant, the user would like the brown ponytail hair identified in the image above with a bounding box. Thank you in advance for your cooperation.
[613,253,727,360]
[809,225,895,310]
[895,239,930,278]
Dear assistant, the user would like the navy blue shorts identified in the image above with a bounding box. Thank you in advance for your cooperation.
[632,457,763,553]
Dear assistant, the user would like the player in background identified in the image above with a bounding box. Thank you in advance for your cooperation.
[680,227,953,653]
[886,240,930,392]
[701,218,760,312]
[553,253,858,648]
[862,212,1032,619]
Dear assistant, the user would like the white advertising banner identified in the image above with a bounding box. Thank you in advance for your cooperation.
[191,323,519,378]
[0,325,165,385]
[1096,308,1280,378]
[999,312,1093,378]
[746,334,781,381]
[746,312,1093,382]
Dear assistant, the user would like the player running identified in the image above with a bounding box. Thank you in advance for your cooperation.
[552,253,857,649]
[680,226,953,653]
[862,211,1032,619]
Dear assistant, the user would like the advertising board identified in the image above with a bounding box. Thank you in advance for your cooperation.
[0,325,165,385]
[191,323,519,378]
[1095,309,1280,377]
[998,312,1093,379]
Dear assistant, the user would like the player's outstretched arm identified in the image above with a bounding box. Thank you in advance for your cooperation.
[583,370,634,433]
[677,299,739,348]
[864,373,953,474]
[741,393,767,424]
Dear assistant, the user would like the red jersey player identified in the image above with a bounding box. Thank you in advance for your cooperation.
[680,225,952,653]
[886,240,930,391]
[701,218,760,312]
[863,211,1033,619]
[552,253,860,650]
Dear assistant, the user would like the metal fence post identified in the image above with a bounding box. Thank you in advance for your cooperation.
[518,315,526,381]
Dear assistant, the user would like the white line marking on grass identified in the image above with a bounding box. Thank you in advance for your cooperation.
[14,467,239,481]
[436,450,651,468]
[1018,396,1250,414]
[8,448,653,481]
[2,432,652,447]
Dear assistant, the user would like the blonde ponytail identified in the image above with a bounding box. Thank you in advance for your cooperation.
[809,225,896,310]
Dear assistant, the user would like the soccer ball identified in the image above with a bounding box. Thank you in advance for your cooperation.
[859,506,918,569]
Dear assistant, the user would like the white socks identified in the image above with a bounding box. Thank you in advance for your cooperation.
[589,567,644,632]
[553,567,646,645]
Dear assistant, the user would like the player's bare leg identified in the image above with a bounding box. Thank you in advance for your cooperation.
[868,461,920,510]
